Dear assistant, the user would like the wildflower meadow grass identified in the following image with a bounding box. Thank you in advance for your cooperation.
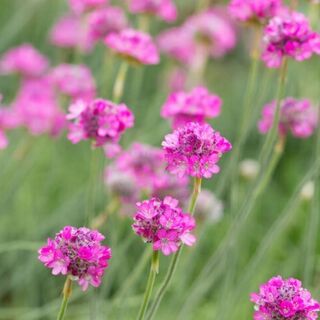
[0,0,319,319]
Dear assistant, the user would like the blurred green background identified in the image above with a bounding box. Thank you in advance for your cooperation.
[0,0,319,319]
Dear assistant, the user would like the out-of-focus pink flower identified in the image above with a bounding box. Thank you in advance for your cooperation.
[166,67,187,92]
[49,15,93,53]
[162,122,232,178]
[129,0,177,22]
[251,276,320,320]
[104,29,160,65]
[50,64,96,102]
[258,97,318,138]
[67,99,134,157]
[229,0,282,25]
[11,78,66,136]
[132,197,196,255]
[88,6,128,43]
[68,0,108,15]
[262,12,320,68]
[161,86,222,129]
[105,143,189,207]
[38,226,112,291]
[0,44,48,77]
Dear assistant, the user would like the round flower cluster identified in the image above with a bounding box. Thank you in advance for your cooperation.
[66,99,134,157]
[68,0,107,15]
[0,44,48,77]
[50,64,96,102]
[162,122,232,178]
[105,143,189,206]
[132,197,196,256]
[105,29,160,65]
[161,86,222,129]
[129,0,177,22]
[258,97,318,138]
[251,276,320,319]
[38,226,112,291]
[262,12,320,68]
[229,0,282,25]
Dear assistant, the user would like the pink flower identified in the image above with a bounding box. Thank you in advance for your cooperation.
[229,0,282,24]
[11,78,66,136]
[50,64,96,102]
[251,276,320,320]
[0,44,48,77]
[166,67,188,92]
[104,29,160,65]
[258,97,318,138]
[161,86,222,129]
[38,226,112,291]
[132,197,196,256]
[129,0,177,22]
[68,0,108,15]
[262,12,320,68]
[67,99,134,157]
[88,6,128,42]
[49,15,93,53]
[162,122,232,178]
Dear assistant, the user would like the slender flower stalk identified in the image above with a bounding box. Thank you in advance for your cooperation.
[57,277,72,320]
[138,14,150,33]
[146,177,202,320]
[113,61,129,103]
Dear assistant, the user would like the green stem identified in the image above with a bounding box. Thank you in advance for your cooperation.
[138,14,150,32]
[146,178,202,320]
[113,61,129,103]
[57,277,72,320]
[136,250,159,320]
[100,52,114,98]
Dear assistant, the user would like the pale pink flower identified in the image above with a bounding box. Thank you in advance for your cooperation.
[68,0,108,15]
[161,86,222,129]
[129,0,177,22]
[166,67,188,92]
[38,226,112,291]
[104,29,160,65]
[251,276,320,320]
[132,197,196,256]
[0,44,48,77]
[258,97,318,138]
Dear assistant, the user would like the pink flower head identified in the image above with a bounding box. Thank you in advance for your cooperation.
[68,0,108,15]
[162,122,232,178]
[132,197,196,255]
[104,29,160,65]
[67,99,134,157]
[251,276,320,320]
[258,97,318,138]
[88,6,128,42]
[129,0,177,22]
[161,86,222,129]
[50,64,96,102]
[49,15,93,53]
[262,12,320,68]
[229,0,282,25]
[0,44,48,77]
[184,9,237,58]
[11,78,66,136]
[38,226,112,291]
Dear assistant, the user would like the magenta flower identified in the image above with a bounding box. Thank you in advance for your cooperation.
[88,6,128,43]
[258,97,318,138]
[129,0,177,22]
[0,44,48,78]
[38,226,112,291]
[229,0,282,25]
[161,86,222,129]
[262,12,320,68]
[50,64,96,102]
[251,276,320,320]
[132,197,196,256]
[11,78,66,136]
[49,15,93,53]
[68,0,108,15]
[162,122,232,178]
[66,99,134,157]
[104,29,160,65]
